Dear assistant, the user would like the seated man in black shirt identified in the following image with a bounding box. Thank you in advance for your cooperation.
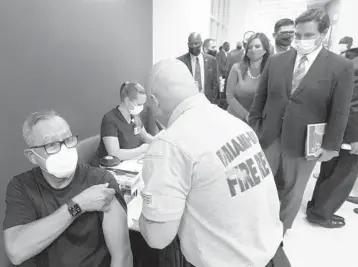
[3,110,132,266]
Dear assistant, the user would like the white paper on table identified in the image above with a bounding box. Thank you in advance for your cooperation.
[114,159,143,172]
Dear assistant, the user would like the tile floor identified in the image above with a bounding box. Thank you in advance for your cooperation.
[284,165,358,267]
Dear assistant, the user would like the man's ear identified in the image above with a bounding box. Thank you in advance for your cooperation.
[272,33,276,39]
[24,149,37,165]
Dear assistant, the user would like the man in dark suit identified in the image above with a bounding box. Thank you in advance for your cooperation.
[306,48,358,227]
[216,41,230,79]
[272,18,295,54]
[177,32,219,103]
[248,9,354,233]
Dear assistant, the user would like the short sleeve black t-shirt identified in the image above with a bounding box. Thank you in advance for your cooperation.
[98,107,143,158]
[3,164,127,267]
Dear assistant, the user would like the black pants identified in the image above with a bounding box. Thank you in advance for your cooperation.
[186,244,290,267]
[308,150,358,220]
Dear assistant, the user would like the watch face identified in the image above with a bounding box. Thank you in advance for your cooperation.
[69,203,82,217]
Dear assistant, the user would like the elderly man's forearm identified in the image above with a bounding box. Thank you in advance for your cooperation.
[5,204,74,265]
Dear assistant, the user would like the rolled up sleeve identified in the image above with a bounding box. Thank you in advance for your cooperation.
[141,139,193,222]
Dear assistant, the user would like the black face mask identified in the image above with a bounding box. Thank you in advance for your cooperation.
[189,47,201,56]
[275,33,293,47]
[236,46,242,50]
[207,49,217,57]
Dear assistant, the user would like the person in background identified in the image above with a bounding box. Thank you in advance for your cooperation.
[272,18,295,54]
[216,41,230,79]
[226,33,271,121]
[98,82,153,161]
[306,47,358,227]
[3,111,132,266]
[248,9,354,233]
[177,32,219,104]
[226,41,245,73]
[139,58,289,267]
[348,177,358,214]
[339,36,353,56]
[203,38,218,57]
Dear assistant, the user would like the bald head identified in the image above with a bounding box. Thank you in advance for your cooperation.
[188,32,202,44]
[236,41,243,50]
[146,59,198,126]
[188,32,202,56]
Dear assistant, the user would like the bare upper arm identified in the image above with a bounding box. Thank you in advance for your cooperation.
[102,136,120,155]
[102,198,130,255]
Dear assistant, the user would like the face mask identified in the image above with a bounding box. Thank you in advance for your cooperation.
[207,49,217,57]
[236,46,242,50]
[339,44,348,53]
[129,104,144,115]
[32,147,78,178]
[293,37,321,55]
[189,47,201,57]
[275,33,293,47]
[247,49,266,62]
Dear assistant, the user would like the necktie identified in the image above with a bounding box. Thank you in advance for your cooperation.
[291,55,307,94]
[194,57,202,92]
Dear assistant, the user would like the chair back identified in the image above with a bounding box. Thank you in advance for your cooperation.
[77,135,100,166]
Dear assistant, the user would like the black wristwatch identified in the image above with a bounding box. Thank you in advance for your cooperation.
[67,199,82,218]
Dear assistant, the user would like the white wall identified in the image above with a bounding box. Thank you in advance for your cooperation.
[153,0,211,64]
[227,0,250,48]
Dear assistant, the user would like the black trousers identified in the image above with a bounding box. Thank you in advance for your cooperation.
[308,150,358,220]
[186,243,290,267]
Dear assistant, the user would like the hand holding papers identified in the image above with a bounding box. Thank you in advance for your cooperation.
[306,123,349,161]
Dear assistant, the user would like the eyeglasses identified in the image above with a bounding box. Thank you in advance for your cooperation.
[30,135,78,155]
[278,31,294,36]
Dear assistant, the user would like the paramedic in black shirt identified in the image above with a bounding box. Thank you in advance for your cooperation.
[3,110,132,266]
[98,82,154,161]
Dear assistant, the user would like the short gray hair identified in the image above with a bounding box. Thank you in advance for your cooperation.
[22,110,65,146]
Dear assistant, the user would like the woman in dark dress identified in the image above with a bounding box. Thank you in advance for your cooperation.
[226,33,271,121]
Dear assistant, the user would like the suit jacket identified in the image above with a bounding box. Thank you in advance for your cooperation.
[248,48,354,157]
[343,69,358,143]
[177,53,219,103]
[216,50,228,77]
[226,49,244,74]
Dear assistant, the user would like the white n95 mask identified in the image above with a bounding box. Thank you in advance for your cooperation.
[293,38,320,55]
[129,105,144,116]
[33,147,78,178]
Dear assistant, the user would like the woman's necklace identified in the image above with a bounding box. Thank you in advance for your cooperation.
[247,67,261,80]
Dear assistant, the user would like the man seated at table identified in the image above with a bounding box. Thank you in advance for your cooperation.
[98,82,154,161]
[139,59,290,267]
[3,110,132,266]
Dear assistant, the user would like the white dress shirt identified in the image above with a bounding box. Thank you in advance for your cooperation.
[294,45,323,75]
[190,53,205,92]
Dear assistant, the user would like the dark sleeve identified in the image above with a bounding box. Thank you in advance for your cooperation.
[343,76,358,143]
[100,115,119,138]
[3,177,37,230]
[248,57,271,126]
[212,58,219,101]
[322,61,354,151]
[102,171,127,213]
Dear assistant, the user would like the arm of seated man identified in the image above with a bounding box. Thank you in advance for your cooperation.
[139,140,193,249]
[103,198,133,267]
[4,178,115,265]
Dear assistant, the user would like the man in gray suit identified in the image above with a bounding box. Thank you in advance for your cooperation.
[248,9,354,233]
[178,32,219,104]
